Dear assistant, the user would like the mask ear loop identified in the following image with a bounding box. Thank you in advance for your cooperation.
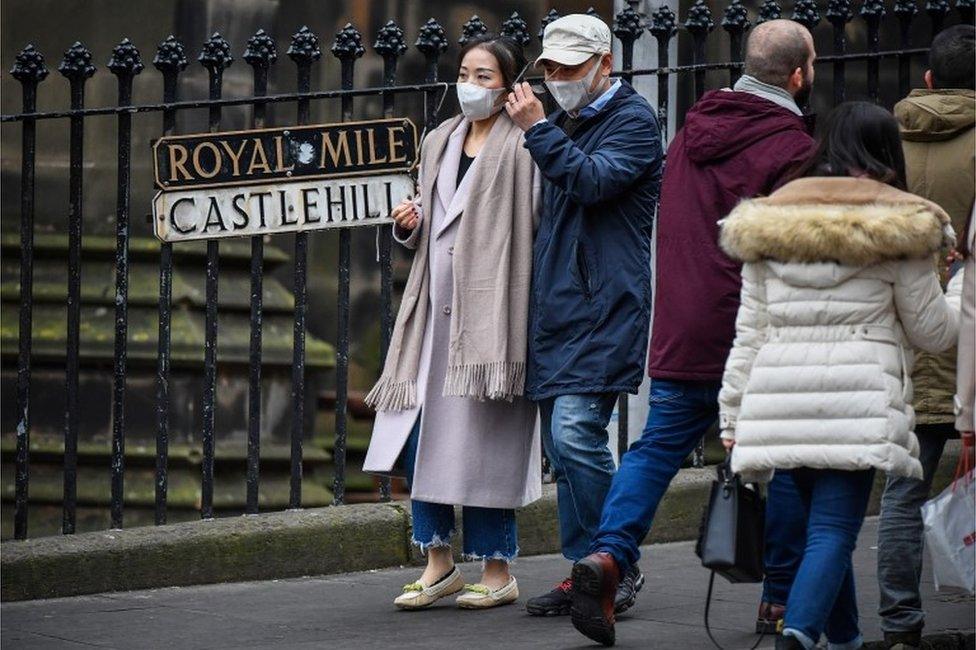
[417,81,451,147]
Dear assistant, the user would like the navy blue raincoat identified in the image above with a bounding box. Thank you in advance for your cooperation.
[524,81,663,400]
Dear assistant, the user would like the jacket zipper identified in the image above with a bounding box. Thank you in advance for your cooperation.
[576,242,592,300]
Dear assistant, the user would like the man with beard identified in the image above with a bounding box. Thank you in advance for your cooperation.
[567,19,816,646]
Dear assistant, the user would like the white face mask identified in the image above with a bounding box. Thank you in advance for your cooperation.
[456,82,505,122]
[545,57,606,115]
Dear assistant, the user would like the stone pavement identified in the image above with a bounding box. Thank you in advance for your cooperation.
[2,518,972,650]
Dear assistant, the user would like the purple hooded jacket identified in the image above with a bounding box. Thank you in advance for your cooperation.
[647,90,814,381]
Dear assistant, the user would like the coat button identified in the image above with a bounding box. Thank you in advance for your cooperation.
[443,305,452,316]
[448,246,454,255]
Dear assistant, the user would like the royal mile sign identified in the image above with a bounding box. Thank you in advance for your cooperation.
[151,118,418,242]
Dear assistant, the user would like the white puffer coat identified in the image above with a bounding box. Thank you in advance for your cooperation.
[719,177,959,481]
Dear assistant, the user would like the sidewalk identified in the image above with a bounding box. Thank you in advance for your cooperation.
[2,518,972,649]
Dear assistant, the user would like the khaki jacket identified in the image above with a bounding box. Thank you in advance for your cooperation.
[896,89,975,425]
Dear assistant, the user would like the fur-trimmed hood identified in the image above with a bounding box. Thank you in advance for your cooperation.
[720,177,954,267]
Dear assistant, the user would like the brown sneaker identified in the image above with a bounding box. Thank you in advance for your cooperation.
[570,553,620,647]
[756,601,786,634]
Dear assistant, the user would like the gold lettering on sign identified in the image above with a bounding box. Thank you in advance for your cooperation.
[387,126,408,164]
[353,129,365,166]
[273,136,295,173]
[247,138,272,175]
[366,128,387,164]
[219,140,249,177]
[168,144,193,181]
[192,141,222,179]
[320,131,352,169]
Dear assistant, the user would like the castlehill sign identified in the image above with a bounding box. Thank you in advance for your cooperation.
[151,118,418,242]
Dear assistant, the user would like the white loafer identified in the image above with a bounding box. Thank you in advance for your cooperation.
[393,567,464,610]
[456,577,519,609]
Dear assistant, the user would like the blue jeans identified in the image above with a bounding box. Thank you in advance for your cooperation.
[589,379,720,569]
[401,418,518,561]
[877,423,952,632]
[763,470,806,606]
[538,393,618,561]
[783,468,875,650]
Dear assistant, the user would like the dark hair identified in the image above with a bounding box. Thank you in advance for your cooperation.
[743,20,812,89]
[795,101,908,189]
[457,34,527,91]
[929,25,976,90]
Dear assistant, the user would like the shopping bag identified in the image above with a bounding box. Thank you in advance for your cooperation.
[921,448,975,594]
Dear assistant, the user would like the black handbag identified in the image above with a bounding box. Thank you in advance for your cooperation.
[695,458,767,650]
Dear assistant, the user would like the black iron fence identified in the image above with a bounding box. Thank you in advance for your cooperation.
[3,0,971,540]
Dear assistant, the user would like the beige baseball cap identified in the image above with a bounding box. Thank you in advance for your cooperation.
[536,14,611,67]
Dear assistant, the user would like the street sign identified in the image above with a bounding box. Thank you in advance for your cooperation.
[153,118,418,190]
[150,118,419,242]
[152,173,413,243]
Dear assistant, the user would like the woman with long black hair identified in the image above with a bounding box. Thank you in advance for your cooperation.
[717,101,959,649]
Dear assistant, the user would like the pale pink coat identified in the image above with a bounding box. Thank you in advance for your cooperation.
[363,116,542,509]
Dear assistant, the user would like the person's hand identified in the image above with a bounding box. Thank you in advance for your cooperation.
[391,198,420,231]
[722,438,735,453]
[946,248,963,274]
[505,82,547,132]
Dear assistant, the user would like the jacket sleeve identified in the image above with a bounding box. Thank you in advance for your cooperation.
[956,249,975,432]
[893,257,960,354]
[393,174,423,250]
[719,263,769,439]
[522,108,662,207]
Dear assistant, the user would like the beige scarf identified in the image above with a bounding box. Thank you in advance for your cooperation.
[365,114,537,411]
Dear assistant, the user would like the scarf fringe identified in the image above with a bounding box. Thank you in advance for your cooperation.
[442,361,526,402]
[365,377,418,412]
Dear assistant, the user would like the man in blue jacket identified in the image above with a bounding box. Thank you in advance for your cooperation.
[504,13,664,617]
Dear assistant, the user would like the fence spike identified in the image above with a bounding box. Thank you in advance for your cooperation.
[792,0,823,29]
[153,35,188,73]
[613,0,646,43]
[684,0,715,34]
[459,15,489,46]
[722,0,752,33]
[108,38,144,77]
[957,0,975,24]
[374,19,408,57]
[649,4,678,42]
[501,11,532,47]
[860,0,887,23]
[198,32,233,73]
[288,25,322,64]
[244,28,278,68]
[826,0,855,25]
[12,44,49,83]
[757,0,784,23]
[58,41,96,80]
[539,8,562,40]
[331,23,365,61]
[416,18,448,57]
[925,0,950,34]
[893,0,920,19]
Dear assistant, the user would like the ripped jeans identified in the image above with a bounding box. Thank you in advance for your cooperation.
[401,417,519,562]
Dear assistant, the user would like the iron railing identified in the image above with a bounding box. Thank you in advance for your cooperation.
[3,0,971,540]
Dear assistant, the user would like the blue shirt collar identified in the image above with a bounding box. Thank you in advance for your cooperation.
[578,79,622,119]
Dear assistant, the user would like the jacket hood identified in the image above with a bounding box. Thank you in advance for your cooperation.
[895,89,976,142]
[683,90,807,163]
[720,177,954,270]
